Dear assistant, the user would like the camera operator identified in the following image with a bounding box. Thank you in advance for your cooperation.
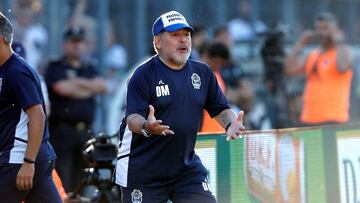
[260,27,290,128]
[261,28,285,94]
[285,12,353,126]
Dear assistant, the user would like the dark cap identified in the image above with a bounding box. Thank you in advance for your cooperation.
[63,26,85,41]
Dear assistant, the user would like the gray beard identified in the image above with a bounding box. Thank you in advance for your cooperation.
[171,51,191,65]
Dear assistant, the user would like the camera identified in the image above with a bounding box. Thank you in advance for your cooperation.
[71,133,121,203]
[260,28,285,93]
[83,133,118,169]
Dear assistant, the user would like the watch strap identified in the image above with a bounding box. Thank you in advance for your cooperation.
[23,157,36,164]
[141,121,151,138]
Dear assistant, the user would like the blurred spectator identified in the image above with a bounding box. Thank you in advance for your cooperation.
[231,80,272,130]
[261,28,285,94]
[104,21,128,83]
[227,0,266,42]
[199,42,228,133]
[212,25,245,90]
[260,28,290,128]
[12,0,48,72]
[206,32,270,130]
[44,26,107,192]
[285,12,353,126]
[213,25,234,49]
[67,0,97,57]
[95,21,128,133]
[191,24,208,60]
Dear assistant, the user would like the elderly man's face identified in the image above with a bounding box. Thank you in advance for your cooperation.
[155,28,191,66]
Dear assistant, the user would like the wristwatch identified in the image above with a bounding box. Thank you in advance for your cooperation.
[141,122,151,138]
[23,157,36,164]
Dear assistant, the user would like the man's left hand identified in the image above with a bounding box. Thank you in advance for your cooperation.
[226,111,245,141]
[16,162,35,190]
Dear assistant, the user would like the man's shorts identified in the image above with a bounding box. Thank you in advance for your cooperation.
[0,160,61,203]
[120,171,217,203]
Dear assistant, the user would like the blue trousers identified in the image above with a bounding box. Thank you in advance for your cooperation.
[0,160,61,203]
[120,171,217,203]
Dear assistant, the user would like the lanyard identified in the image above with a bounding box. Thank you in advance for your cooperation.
[308,52,322,80]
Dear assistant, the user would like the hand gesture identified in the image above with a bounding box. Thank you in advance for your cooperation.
[226,111,245,141]
[299,30,315,45]
[16,162,35,190]
[145,105,174,136]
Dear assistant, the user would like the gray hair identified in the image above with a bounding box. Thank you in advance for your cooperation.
[0,12,13,44]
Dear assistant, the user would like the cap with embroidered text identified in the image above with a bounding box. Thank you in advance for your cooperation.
[152,11,194,36]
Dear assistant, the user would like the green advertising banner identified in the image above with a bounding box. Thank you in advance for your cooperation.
[195,123,360,203]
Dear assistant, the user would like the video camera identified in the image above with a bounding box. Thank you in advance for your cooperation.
[83,133,118,169]
[71,132,120,203]
[260,28,285,93]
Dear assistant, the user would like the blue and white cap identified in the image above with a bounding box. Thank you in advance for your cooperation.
[152,11,194,36]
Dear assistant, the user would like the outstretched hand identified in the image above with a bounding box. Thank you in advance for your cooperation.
[145,105,174,136]
[226,111,245,141]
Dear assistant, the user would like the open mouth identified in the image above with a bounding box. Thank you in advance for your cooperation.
[178,47,188,52]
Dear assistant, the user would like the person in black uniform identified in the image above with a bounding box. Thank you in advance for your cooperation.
[0,12,61,202]
[44,26,107,192]
[116,11,245,203]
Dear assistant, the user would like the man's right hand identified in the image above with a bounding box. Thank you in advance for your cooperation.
[144,105,174,136]
[16,162,35,190]
[299,30,316,45]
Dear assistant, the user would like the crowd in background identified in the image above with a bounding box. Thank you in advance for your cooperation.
[2,0,360,194]
[3,0,360,131]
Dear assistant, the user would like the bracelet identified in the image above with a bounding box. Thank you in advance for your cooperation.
[225,123,231,132]
[23,157,35,164]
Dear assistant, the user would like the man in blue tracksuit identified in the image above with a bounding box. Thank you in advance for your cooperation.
[116,11,245,203]
[0,12,60,202]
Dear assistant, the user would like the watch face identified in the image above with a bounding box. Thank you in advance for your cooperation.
[141,129,151,138]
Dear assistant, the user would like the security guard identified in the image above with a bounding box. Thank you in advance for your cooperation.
[44,26,107,192]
